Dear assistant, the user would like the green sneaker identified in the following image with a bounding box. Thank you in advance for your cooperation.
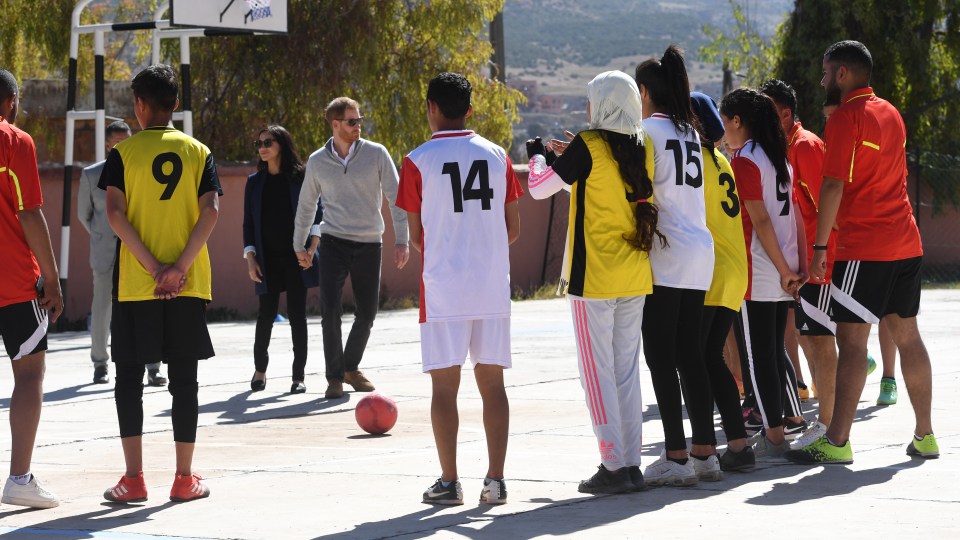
[906,434,940,459]
[866,354,877,376]
[877,377,898,405]
[784,436,853,465]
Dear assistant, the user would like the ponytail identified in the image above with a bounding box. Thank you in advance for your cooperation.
[719,88,790,189]
[601,131,666,251]
[635,45,703,136]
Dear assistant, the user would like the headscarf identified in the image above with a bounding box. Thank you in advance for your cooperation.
[689,91,725,143]
[586,70,645,141]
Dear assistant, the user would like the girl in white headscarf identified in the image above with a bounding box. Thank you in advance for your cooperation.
[527,70,661,495]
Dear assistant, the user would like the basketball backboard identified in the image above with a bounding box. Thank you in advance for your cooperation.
[170,0,288,34]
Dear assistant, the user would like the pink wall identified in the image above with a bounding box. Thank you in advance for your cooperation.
[40,165,553,322]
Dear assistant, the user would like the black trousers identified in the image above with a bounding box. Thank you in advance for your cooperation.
[319,235,381,381]
[699,306,748,444]
[739,300,802,429]
[735,304,802,418]
[254,254,308,381]
[115,360,199,442]
[642,286,713,450]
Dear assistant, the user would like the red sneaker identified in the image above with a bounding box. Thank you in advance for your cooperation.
[169,473,210,502]
[103,473,148,503]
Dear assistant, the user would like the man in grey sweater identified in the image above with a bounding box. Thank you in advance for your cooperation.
[78,121,165,386]
[294,97,409,399]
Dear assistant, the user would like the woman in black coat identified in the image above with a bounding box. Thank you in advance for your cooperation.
[243,125,322,393]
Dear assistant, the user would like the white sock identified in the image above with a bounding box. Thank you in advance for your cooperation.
[10,472,32,486]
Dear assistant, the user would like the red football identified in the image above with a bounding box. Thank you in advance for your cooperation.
[355,393,398,434]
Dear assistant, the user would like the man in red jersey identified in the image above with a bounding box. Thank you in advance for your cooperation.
[786,41,937,464]
[0,68,63,508]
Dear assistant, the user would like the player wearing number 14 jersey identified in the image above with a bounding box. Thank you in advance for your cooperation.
[98,65,221,503]
[397,72,521,506]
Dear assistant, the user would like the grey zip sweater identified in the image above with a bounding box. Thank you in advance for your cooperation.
[293,137,409,249]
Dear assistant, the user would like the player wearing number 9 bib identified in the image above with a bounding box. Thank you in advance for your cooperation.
[98,64,222,503]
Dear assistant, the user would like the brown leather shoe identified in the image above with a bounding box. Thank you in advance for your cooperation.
[343,370,375,392]
[324,379,344,399]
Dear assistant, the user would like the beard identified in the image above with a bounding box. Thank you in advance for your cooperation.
[824,78,843,106]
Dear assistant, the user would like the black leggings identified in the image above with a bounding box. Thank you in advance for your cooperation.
[116,361,199,443]
[699,306,747,444]
[740,301,802,429]
[254,256,308,381]
[642,286,713,450]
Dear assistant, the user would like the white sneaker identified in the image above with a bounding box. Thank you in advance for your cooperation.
[643,452,698,486]
[693,455,724,482]
[2,476,60,508]
[479,478,507,504]
[790,421,829,450]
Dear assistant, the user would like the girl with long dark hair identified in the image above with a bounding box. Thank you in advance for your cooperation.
[633,45,717,486]
[526,70,659,494]
[243,125,322,393]
[719,88,807,462]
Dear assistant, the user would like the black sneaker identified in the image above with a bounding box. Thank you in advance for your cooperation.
[784,418,808,441]
[422,478,463,505]
[627,466,648,492]
[578,465,633,494]
[146,370,167,387]
[93,365,109,384]
[719,446,756,472]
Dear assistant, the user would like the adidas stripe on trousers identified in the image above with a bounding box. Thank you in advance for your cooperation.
[740,300,803,430]
[569,295,645,471]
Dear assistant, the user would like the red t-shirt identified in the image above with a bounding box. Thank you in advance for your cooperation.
[788,122,835,282]
[821,88,922,261]
[0,118,43,307]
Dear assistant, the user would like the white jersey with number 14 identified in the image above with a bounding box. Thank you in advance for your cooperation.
[396,130,524,323]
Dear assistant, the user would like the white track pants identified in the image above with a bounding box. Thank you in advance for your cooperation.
[569,295,645,470]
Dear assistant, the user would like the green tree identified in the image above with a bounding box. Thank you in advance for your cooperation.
[775,0,960,156]
[191,0,523,162]
[699,0,782,88]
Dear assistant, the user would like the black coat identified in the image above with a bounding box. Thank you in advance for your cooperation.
[242,169,322,296]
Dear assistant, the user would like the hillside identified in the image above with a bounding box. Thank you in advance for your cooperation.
[503,0,791,96]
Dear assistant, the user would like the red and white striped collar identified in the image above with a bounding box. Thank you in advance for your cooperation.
[650,113,671,119]
[431,130,475,139]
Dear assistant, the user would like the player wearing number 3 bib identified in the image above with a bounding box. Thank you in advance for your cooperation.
[98,65,221,503]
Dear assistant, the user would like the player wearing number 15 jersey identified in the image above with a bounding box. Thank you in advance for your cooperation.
[634,46,717,486]
[98,65,221,504]
[397,72,521,506]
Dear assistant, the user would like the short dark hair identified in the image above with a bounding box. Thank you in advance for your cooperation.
[759,78,798,120]
[0,68,18,102]
[105,120,131,139]
[426,72,472,120]
[824,40,873,78]
[131,64,179,112]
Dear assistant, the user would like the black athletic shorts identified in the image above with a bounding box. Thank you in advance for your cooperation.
[0,299,48,360]
[829,257,922,324]
[795,283,836,336]
[111,296,214,364]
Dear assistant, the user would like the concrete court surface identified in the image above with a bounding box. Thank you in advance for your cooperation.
[0,290,957,540]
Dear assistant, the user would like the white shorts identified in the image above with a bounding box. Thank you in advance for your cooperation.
[420,318,512,372]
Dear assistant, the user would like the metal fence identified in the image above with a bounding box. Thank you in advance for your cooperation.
[914,152,960,284]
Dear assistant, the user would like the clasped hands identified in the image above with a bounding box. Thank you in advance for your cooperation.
[153,264,187,299]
